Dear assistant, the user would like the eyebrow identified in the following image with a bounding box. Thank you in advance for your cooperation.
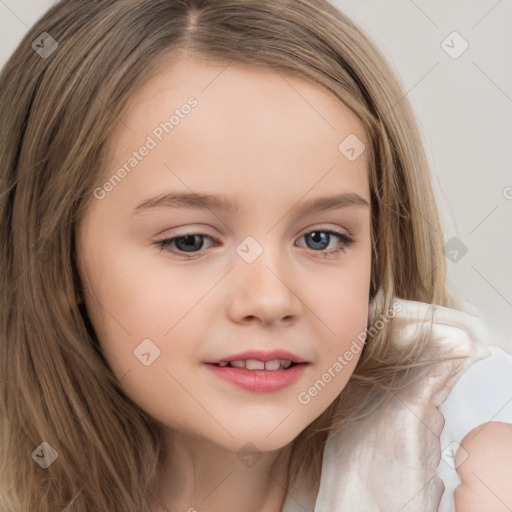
[131,191,370,217]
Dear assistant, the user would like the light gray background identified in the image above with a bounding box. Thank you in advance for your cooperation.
[1,0,511,351]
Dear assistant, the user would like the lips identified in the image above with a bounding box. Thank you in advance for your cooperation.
[203,349,309,391]
[203,360,308,392]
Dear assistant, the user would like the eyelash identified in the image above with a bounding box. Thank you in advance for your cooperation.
[154,228,355,258]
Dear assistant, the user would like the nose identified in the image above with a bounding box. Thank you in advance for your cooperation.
[226,247,303,326]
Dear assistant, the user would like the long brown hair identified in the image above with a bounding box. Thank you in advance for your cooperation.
[0,1,454,510]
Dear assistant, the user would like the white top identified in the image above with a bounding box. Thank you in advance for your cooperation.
[282,295,512,512]
[436,344,512,512]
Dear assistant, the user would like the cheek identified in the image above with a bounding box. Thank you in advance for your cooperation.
[78,236,226,395]
[303,247,371,344]
[295,258,371,412]
[295,313,366,422]
[78,260,206,427]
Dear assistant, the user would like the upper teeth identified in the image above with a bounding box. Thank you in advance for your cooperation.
[218,359,293,370]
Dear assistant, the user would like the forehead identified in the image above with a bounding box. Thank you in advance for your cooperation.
[101,53,370,208]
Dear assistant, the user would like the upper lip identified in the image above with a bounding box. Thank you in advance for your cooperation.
[204,349,308,364]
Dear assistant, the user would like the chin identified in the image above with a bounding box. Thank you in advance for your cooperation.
[210,425,304,455]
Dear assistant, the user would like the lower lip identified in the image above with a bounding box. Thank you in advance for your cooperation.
[203,363,308,392]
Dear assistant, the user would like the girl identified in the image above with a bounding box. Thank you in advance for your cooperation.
[0,1,511,511]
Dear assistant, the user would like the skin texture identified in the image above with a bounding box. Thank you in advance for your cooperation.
[76,52,372,512]
[454,421,512,511]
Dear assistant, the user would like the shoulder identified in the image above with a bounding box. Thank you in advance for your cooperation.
[454,421,512,511]
[441,346,512,511]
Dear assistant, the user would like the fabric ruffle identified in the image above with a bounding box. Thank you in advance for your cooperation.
[312,292,491,511]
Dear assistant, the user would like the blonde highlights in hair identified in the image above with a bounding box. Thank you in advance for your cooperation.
[0,1,453,509]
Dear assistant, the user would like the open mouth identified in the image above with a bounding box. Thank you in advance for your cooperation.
[204,357,309,392]
[207,360,302,371]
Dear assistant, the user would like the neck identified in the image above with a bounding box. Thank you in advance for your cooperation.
[154,430,294,512]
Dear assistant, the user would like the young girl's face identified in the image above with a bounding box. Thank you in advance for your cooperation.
[76,53,372,452]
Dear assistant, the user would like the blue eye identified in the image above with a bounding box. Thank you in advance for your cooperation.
[158,233,211,253]
[300,230,355,255]
[155,229,355,257]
